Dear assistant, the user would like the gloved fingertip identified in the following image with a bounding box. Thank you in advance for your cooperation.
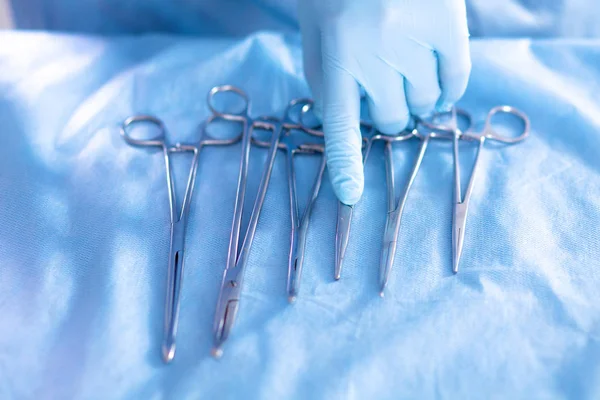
[410,107,435,119]
[327,152,365,206]
[334,177,364,206]
[436,100,454,113]
[325,128,364,205]
[376,121,407,135]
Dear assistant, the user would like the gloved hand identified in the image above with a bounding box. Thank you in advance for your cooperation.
[298,0,471,205]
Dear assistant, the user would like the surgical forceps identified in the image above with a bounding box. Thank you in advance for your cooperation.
[296,103,370,281]
[210,87,311,357]
[363,112,463,295]
[420,106,530,273]
[361,126,424,296]
[287,142,326,302]
[120,114,242,363]
[252,111,326,303]
[334,133,370,281]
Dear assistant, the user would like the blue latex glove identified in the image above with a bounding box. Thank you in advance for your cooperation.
[298,0,472,205]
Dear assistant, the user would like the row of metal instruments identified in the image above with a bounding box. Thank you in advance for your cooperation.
[119,85,530,361]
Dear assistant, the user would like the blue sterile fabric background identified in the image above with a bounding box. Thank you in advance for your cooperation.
[2,3,600,400]
[8,0,600,38]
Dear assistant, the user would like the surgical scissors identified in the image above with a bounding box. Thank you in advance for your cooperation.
[120,114,242,363]
[419,106,530,273]
[210,87,312,357]
[251,112,326,303]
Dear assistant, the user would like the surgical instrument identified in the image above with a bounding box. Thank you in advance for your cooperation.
[210,87,312,357]
[419,106,530,274]
[334,133,371,281]
[365,112,466,295]
[251,114,327,303]
[120,114,242,363]
[287,143,326,302]
[297,103,370,281]
[363,127,422,296]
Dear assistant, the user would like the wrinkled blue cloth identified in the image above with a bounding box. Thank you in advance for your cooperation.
[9,0,600,38]
[2,31,600,399]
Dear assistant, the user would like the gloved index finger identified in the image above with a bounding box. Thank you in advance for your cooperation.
[434,3,472,111]
[321,60,364,206]
[298,2,324,120]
